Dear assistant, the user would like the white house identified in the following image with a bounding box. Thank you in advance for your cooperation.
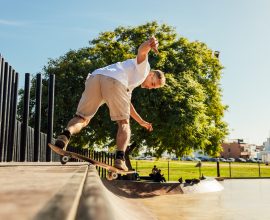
[258,138,270,162]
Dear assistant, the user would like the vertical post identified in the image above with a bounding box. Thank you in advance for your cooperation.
[0,62,8,162]
[168,160,170,182]
[89,149,91,159]
[136,161,138,172]
[217,161,220,177]
[14,121,20,161]
[20,73,30,162]
[98,152,101,175]
[258,162,261,177]
[7,70,18,161]
[101,152,104,177]
[0,56,3,131]
[46,74,55,161]
[0,57,3,132]
[103,152,106,177]
[3,65,12,161]
[110,153,113,166]
[106,152,109,176]
[34,74,42,162]
[7,69,15,161]
[229,162,232,178]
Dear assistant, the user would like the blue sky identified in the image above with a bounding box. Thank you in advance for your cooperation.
[1,0,270,145]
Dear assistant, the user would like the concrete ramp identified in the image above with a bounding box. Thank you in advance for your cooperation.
[102,178,223,197]
[0,163,223,220]
[77,167,223,219]
[76,165,157,220]
[0,163,89,220]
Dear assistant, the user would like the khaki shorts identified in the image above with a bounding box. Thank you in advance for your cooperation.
[76,74,130,121]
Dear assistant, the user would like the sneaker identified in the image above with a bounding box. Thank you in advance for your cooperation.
[114,159,128,171]
[55,134,69,149]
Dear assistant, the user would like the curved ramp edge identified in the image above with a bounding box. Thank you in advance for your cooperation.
[76,165,157,220]
[76,167,223,219]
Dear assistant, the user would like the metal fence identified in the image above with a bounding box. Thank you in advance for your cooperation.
[0,55,56,162]
[67,147,115,178]
[11,120,49,162]
[0,55,18,162]
[131,160,270,181]
[0,54,115,177]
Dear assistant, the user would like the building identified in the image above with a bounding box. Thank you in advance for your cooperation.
[258,137,270,163]
[221,139,258,159]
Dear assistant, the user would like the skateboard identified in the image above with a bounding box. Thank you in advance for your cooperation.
[48,143,135,180]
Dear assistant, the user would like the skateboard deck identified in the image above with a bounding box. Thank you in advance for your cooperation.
[48,143,135,180]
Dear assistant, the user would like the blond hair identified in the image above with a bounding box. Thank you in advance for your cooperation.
[152,70,166,87]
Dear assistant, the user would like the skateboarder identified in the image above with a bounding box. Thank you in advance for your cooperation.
[55,36,166,171]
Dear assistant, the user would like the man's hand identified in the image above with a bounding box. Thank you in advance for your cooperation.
[130,103,153,131]
[139,120,153,132]
[137,36,159,64]
[148,36,159,54]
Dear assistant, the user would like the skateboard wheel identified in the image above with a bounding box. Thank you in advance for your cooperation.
[60,155,70,164]
[107,171,118,181]
[112,172,118,180]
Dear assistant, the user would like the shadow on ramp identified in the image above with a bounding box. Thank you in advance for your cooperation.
[76,166,223,220]
[102,180,183,198]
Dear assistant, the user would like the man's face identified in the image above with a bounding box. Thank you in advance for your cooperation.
[141,72,161,89]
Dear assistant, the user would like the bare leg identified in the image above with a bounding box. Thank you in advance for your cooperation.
[116,119,131,152]
[66,115,90,135]
[114,119,130,171]
[55,115,89,149]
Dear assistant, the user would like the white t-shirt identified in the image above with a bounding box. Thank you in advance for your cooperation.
[90,57,150,97]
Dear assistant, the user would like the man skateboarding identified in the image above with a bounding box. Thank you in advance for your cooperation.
[55,36,166,171]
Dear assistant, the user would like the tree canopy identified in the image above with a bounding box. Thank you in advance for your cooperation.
[18,21,228,157]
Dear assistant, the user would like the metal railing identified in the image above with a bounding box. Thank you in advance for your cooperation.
[0,55,115,178]
[0,54,55,162]
[131,160,270,181]
[66,147,115,178]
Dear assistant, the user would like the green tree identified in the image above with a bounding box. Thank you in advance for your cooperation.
[18,21,228,166]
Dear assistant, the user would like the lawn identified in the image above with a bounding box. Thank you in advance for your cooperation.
[130,159,270,181]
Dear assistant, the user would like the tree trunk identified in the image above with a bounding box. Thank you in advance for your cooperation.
[124,142,137,170]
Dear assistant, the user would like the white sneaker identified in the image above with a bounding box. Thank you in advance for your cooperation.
[114,159,128,171]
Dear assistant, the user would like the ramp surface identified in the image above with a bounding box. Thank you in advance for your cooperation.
[76,165,157,220]
[0,163,88,220]
[0,163,224,220]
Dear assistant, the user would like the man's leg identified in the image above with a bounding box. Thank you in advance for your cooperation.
[55,115,90,149]
[67,115,90,135]
[55,74,103,149]
[114,119,131,171]
[98,75,131,171]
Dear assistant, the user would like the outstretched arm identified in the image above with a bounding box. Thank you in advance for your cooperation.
[130,103,153,131]
[137,36,159,64]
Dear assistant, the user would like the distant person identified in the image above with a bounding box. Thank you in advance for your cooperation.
[152,165,158,174]
[154,169,166,182]
[149,165,159,179]
[132,169,140,180]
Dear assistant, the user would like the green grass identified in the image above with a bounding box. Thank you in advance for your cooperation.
[130,160,270,181]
